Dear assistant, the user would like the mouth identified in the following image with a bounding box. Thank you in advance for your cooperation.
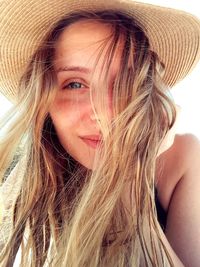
[81,137,102,149]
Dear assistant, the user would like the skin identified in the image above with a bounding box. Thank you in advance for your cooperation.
[50,20,121,170]
[49,20,200,266]
[155,133,200,267]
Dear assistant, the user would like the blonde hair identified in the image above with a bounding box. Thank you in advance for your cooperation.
[0,11,177,267]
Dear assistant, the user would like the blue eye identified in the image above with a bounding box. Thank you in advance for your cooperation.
[64,82,85,90]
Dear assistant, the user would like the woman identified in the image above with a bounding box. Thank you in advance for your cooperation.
[0,0,200,266]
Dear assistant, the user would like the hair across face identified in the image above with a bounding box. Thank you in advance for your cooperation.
[0,11,177,267]
[49,19,126,170]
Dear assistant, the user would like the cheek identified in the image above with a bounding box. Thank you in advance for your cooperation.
[49,97,81,129]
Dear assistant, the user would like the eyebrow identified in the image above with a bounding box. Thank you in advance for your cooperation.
[56,66,90,74]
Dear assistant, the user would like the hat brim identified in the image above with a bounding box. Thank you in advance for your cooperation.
[0,0,200,102]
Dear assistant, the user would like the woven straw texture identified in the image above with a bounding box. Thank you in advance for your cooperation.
[0,0,200,102]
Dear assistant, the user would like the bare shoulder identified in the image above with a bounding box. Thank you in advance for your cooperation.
[155,133,200,210]
[170,133,200,176]
[175,133,200,165]
[164,134,200,266]
[172,133,200,156]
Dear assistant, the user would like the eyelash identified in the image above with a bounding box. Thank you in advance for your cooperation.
[61,79,115,91]
[62,79,88,90]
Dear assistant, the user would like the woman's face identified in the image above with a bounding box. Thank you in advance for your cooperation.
[49,20,123,170]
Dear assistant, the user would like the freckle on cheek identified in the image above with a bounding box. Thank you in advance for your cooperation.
[56,97,72,107]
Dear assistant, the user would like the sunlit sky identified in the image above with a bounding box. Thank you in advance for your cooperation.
[0,0,200,139]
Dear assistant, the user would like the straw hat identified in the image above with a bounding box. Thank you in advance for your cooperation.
[0,0,200,103]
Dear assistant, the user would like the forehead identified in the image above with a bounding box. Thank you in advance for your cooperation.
[53,20,125,72]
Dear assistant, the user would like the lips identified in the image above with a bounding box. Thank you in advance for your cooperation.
[80,135,102,149]
[80,135,102,141]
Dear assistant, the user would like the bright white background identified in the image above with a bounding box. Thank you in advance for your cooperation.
[0,0,200,139]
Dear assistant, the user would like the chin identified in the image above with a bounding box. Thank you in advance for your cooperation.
[74,157,95,171]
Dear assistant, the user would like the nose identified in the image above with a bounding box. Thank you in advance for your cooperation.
[79,88,113,125]
[90,113,100,121]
